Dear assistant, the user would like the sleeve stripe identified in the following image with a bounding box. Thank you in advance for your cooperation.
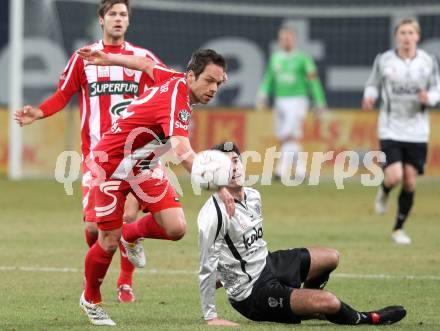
[145,50,161,63]
[168,78,185,136]
[212,197,223,241]
[61,54,79,91]
[154,64,176,73]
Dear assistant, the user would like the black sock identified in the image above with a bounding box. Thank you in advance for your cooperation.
[382,182,392,194]
[304,272,330,289]
[393,190,414,230]
[326,301,372,325]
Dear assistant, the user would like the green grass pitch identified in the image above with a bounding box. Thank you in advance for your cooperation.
[0,177,439,330]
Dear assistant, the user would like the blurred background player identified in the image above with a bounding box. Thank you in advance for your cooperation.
[197,142,406,327]
[362,18,440,245]
[14,0,164,302]
[76,47,234,326]
[256,24,327,181]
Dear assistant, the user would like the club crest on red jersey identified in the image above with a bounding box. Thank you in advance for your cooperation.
[178,109,190,123]
[97,66,110,78]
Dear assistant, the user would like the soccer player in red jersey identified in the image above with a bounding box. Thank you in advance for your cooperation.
[76,47,234,326]
[14,0,162,303]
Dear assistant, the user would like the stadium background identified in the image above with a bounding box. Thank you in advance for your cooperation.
[1,1,440,330]
[1,0,440,177]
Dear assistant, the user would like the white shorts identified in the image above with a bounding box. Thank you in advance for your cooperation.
[273,97,309,140]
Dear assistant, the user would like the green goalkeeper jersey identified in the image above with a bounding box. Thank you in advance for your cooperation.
[259,51,326,107]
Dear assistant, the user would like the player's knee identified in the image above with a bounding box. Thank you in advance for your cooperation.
[402,180,416,192]
[166,219,187,241]
[320,291,340,314]
[122,212,137,224]
[84,222,98,235]
[99,232,121,253]
[328,249,340,270]
[387,173,402,187]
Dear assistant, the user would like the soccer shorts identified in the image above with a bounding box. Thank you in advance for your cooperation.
[380,139,428,174]
[274,97,309,140]
[230,248,311,324]
[85,167,181,231]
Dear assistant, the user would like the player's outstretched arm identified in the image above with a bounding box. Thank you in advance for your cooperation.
[77,47,155,79]
[14,105,44,126]
[169,135,196,173]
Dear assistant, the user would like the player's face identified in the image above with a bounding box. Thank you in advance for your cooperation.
[278,29,295,52]
[227,152,245,188]
[100,3,130,41]
[395,24,419,52]
[187,64,225,105]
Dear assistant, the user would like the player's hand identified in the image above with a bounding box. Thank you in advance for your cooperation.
[77,47,111,66]
[361,97,375,111]
[418,90,429,105]
[14,105,43,126]
[218,187,235,218]
[313,106,328,120]
[206,318,239,327]
[255,95,268,112]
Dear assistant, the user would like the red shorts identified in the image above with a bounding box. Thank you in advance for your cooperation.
[85,167,181,231]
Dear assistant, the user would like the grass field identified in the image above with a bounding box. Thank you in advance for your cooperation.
[0,177,439,330]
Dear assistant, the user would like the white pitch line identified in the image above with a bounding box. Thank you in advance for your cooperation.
[0,265,439,281]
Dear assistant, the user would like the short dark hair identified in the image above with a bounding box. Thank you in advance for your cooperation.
[98,0,130,17]
[186,49,227,79]
[211,142,241,158]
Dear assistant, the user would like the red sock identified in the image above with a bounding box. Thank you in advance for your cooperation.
[84,228,98,247]
[84,242,115,303]
[122,214,173,242]
[117,241,135,287]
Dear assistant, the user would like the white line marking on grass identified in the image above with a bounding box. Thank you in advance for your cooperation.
[1,266,439,281]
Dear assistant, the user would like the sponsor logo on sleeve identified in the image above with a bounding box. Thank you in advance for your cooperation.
[178,109,190,123]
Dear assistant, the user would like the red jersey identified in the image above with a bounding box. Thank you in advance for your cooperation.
[90,65,192,180]
[39,40,162,158]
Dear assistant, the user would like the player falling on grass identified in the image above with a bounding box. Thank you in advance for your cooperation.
[362,18,440,245]
[76,47,235,326]
[256,24,327,181]
[14,0,163,302]
[197,142,407,327]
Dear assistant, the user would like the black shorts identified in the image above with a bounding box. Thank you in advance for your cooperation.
[380,139,428,175]
[230,248,310,324]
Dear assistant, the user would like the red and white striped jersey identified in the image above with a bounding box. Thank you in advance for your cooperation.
[39,40,163,158]
[89,66,191,180]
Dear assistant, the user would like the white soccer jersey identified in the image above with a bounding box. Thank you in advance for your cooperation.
[364,49,440,143]
[198,187,268,320]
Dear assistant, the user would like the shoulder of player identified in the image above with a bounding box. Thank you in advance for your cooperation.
[416,49,437,63]
[244,187,261,201]
[379,50,393,61]
[124,41,162,62]
[197,196,225,229]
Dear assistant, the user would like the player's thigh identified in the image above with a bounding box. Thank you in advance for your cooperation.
[306,247,339,279]
[231,279,300,324]
[267,248,310,287]
[90,180,129,231]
